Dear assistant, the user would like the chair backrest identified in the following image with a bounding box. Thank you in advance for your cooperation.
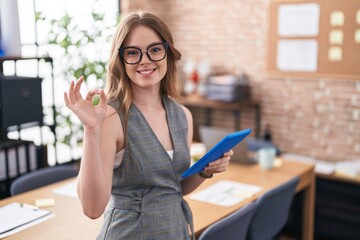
[247,177,300,240]
[198,201,258,240]
[10,165,78,195]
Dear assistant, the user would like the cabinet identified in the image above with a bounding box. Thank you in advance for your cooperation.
[0,57,57,155]
[313,174,360,240]
[0,56,59,198]
[183,94,261,140]
[286,174,360,240]
[0,56,57,162]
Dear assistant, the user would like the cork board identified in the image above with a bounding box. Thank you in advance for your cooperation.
[268,0,360,79]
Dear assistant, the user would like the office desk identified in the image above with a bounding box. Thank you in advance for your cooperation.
[185,159,315,239]
[0,160,314,240]
[0,178,102,240]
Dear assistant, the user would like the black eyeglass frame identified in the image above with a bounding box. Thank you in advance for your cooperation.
[118,42,169,65]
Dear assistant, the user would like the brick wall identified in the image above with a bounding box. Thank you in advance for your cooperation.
[121,0,360,162]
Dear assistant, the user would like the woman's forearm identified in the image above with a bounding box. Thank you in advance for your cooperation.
[77,127,111,219]
[181,174,206,195]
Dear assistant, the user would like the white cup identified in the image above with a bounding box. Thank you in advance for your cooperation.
[258,147,276,170]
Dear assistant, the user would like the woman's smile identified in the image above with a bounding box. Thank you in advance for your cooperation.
[137,67,157,76]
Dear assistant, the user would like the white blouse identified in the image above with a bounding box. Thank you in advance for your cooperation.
[114,149,174,168]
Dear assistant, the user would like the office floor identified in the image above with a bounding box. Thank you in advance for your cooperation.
[280,234,297,240]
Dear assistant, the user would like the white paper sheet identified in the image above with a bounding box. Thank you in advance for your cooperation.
[277,39,318,72]
[335,160,360,177]
[53,180,78,199]
[190,180,262,207]
[0,203,54,238]
[278,3,320,37]
[281,153,335,175]
[314,160,335,175]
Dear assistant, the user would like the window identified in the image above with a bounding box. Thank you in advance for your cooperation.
[5,0,119,165]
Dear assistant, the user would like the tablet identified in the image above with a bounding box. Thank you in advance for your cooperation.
[182,128,252,178]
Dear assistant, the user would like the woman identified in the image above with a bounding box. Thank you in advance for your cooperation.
[64,11,232,239]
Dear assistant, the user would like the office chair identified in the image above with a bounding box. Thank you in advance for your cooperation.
[10,165,78,195]
[247,177,300,240]
[198,201,258,240]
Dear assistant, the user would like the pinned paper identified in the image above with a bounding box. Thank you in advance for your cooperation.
[277,39,318,72]
[330,11,345,26]
[355,29,360,44]
[357,10,360,25]
[328,47,342,61]
[329,30,343,45]
[278,3,320,37]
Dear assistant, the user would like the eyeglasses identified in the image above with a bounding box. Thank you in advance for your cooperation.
[118,42,169,65]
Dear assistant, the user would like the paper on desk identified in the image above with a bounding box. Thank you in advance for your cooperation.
[335,160,360,177]
[314,160,335,175]
[190,180,262,207]
[281,153,335,175]
[0,202,54,238]
[53,180,78,199]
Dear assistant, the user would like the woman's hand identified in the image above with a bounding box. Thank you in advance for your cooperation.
[203,150,234,175]
[64,76,107,129]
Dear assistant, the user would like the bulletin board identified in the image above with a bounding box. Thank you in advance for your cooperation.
[268,0,360,79]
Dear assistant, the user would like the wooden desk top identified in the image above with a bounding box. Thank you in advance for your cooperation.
[185,159,314,235]
[0,179,102,240]
[0,160,314,240]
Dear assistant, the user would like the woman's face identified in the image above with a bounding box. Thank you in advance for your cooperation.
[122,25,167,90]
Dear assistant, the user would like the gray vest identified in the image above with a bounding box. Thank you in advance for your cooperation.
[97,96,194,240]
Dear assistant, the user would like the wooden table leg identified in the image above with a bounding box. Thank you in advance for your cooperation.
[302,170,315,240]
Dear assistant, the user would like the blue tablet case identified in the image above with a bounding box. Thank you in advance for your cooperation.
[182,128,252,178]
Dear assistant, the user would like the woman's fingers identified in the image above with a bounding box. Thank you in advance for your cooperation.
[208,156,230,166]
[64,92,71,108]
[99,89,107,107]
[84,89,106,106]
[74,76,84,101]
[204,164,228,173]
[224,150,234,157]
[67,76,85,104]
[85,90,97,101]
[205,155,231,173]
[202,150,233,175]
[68,80,76,104]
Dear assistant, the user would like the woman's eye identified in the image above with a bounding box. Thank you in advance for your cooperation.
[127,50,139,56]
[150,47,163,53]
[151,47,161,53]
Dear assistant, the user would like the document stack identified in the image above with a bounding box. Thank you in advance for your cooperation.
[205,74,250,102]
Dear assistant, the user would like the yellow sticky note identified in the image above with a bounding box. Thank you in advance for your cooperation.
[357,10,360,25]
[35,198,55,208]
[330,11,345,26]
[355,29,360,44]
[329,30,343,45]
[328,47,342,61]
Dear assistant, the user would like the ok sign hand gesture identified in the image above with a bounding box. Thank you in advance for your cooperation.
[64,76,107,130]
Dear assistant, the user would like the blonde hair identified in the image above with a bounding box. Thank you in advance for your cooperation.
[105,12,182,120]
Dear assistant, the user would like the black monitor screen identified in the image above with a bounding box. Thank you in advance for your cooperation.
[0,76,43,130]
